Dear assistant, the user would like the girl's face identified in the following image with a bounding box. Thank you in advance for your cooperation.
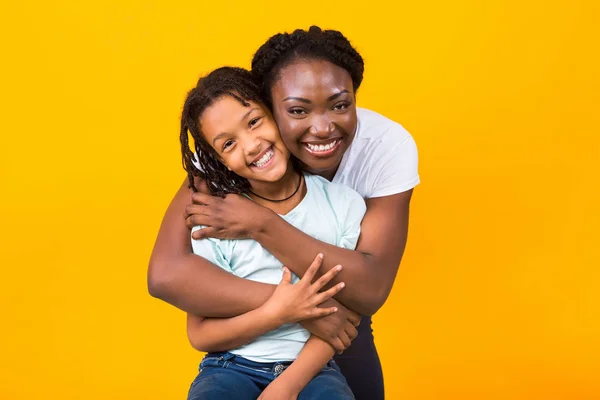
[200,96,290,185]
[269,59,358,178]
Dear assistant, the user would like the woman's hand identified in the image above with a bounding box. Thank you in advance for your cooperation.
[299,299,361,354]
[262,254,346,325]
[185,192,271,240]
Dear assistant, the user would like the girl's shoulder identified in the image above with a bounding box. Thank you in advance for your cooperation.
[304,173,365,204]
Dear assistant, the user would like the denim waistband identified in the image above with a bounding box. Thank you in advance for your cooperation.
[202,352,338,377]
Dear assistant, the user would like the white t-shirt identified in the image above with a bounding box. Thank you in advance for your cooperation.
[333,107,420,198]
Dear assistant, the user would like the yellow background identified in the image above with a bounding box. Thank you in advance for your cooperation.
[1,1,599,399]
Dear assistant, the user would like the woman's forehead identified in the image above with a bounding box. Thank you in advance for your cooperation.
[274,60,353,97]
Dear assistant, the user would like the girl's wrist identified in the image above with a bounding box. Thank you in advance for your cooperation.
[257,301,289,328]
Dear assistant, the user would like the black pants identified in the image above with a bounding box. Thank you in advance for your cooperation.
[333,316,384,400]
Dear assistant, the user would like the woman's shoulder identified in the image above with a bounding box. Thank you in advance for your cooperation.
[355,107,414,146]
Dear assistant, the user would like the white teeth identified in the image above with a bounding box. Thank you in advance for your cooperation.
[307,140,337,152]
[253,148,274,167]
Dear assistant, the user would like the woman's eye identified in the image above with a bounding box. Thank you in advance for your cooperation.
[333,102,350,111]
[249,117,262,128]
[289,108,307,115]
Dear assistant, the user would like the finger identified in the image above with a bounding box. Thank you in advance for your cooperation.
[280,266,292,284]
[191,192,216,206]
[299,253,324,285]
[314,282,345,304]
[330,338,345,353]
[312,264,343,292]
[185,204,209,218]
[338,331,351,353]
[310,305,338,318]
[192,176,210,194]
[191,226,218,240]
[345,324,358,341]
[348,311,362,327]
[186,214,212,229]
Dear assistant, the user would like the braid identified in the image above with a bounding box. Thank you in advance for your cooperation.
[251,26,364,106]
[179,67,263,197]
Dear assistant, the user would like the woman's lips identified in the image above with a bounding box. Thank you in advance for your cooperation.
[302,138,342,157]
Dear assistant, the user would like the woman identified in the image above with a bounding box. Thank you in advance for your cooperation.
[148,26,419,399]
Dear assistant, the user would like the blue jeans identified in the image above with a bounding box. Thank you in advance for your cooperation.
[334,315,384,400]
[187,352,355,400]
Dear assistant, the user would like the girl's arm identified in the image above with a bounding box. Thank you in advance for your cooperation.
[148,178,275,317]
[187,258,345,353]
[187,190,414,316]
[258,336,335,400]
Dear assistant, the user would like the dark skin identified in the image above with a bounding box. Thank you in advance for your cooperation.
[148,59,413,346]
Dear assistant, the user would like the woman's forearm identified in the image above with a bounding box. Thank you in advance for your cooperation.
[148,178,275,317]
[150,252,275,317]
[187,306,283,353]
[252,212,375,315]
[252,192,413,316]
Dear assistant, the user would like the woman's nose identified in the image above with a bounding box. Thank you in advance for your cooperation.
[309,118,335,137]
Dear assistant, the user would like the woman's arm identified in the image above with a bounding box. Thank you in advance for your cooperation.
[187,190,413,316]
[258,336,335,400]
[256,191,413,316]
[187,258,345,353]
[147,178,275,317]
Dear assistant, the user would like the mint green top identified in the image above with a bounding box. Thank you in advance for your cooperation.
[191,173,366,362]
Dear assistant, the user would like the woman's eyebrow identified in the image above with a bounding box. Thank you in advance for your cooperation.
[327,90,350,101]
[282,96,311,103]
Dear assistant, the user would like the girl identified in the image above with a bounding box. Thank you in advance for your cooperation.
[149,26,420,399]
[180,66,366,400]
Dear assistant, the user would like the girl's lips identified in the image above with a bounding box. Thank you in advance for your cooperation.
[250,147,276,170]
[302,138,342,157]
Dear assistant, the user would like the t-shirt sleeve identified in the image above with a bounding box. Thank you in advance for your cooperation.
[371,135,420,198]
[336,188,367,251]
[190,226,234,274]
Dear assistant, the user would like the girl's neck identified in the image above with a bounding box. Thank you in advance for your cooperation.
[247,160,306,214]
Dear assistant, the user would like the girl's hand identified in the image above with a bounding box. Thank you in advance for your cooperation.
[262,254,346,325]
[257,378,299,400]
[185,192,270,240]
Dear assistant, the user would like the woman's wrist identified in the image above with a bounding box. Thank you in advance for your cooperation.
[249,205,277,241]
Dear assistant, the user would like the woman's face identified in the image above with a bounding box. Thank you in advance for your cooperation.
[269,59,358,178]
[199,96,290,185]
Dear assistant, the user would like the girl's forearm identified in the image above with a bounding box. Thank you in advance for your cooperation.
[274,335,336,394]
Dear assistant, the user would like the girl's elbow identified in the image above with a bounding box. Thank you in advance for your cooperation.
[188,335,212,353]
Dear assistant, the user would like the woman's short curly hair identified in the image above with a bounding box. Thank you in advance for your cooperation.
[251,26,364,107]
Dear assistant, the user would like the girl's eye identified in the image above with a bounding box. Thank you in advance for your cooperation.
[289,108,307,115]
[223,140,234,150]
[249,117,262,128]
[333,102,350,111]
